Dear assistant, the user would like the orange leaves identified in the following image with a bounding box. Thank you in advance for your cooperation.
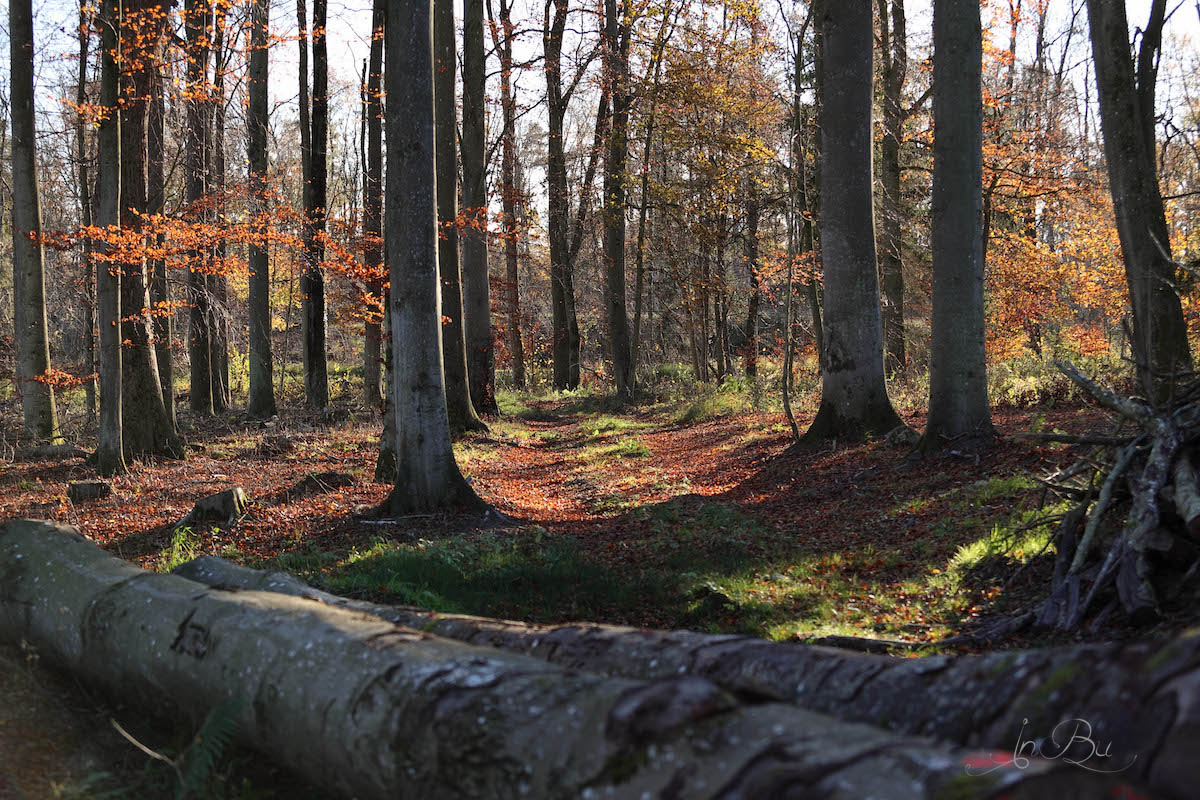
[29,368,97,389]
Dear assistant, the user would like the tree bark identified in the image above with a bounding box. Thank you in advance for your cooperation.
[185,0,214,414]
[147,50,175,429]
[923,0,992,447]
[175,550,1200,800]
[490,0,526,391]
[0,521,1131,800]
[209,4,231,412]
[603,0,635,399]
[802,1,904,444]
[435,0,485,433]
[462,0,498,414]
[248,0,276,419]
[95,0,125,476]
[299,0,330,409]
[118,0,183,460]
[362,0,385,410]
[77,1,98,421]
[9,0,61,443]
[385,0,484,513]
[877,0,907,374]
[1085,0,1192,403]
[742,178,760,379]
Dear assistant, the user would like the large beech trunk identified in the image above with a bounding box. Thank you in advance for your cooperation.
[0,521,1133,800]
[177,554,1199,799]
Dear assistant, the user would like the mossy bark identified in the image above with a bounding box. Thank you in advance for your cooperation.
[0,521,1135,800]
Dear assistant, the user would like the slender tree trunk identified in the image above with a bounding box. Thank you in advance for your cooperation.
[210,5,230,412]
[877,0,907,374]
[362,0,384,409]
[9,0,61,443]
[118,0,183,460]
[1085,0,1191,402]
[545,0,576,390]
[924,0,992,447]
[247,0,276,418]
[490,0,526,390]
[435,0,485,432]
[603,0,634,398]
[462,0,497,413]
[185,0,214,414]
[631,6,672,370]
[147,52,174,428]
[385,0,483,514]
[76,1,97,421]
[300,0,330,409]
[95,0,125,476]
[802,1,904,444]
[743,178,760,379]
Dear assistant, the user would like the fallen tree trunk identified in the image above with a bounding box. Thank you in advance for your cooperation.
[0,521,1124,799]
[177,555,1200,798]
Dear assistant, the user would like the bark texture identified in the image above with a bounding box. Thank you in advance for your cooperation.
[9,0,61,443]
[384,0,481,513]
[0,521,1132,800]
[462,0,498,414]
[435,0,484,433]
[802,1,903,444]
[247,0,276,419]
[362,0,385,410]
[877,0,907,374]
[175,550,1200,800]
[300,0,330,409]
[95,0,126,476]
[924,0,992,446]
[1085,0,1192,402]
[602,0,635,398]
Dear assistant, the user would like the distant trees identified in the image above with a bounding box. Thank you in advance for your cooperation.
[8,0,60,442]
[5,0,1200,470]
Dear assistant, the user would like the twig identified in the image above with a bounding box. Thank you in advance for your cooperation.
[1012,432,1136,447]
[1053,360,1153,421]
[1070,438,1141,574]
[111,718,184,783]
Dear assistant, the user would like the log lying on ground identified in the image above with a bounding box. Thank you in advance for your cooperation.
[0,521,1130,799]
[177,555,1200,798]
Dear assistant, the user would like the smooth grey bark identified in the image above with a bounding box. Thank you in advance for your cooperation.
[877,0,907,374]
[185,0,214,414]
[148,54,175,429]
[462,0,497,414]
[362,0,384,409]
[299,0,330,409]
[0,521,1128,800]
[603,0,635,398]
[384,0,483,513]
[77,1,98,420]
[95,0,125,476]
[178,551,1200,800]
[435,0,485,433]
[802,1,903,444]
[118,0,183,461]
[9,0,60,443]
[489,0,526,390]
[923,0,992,446]
[247,0,276,418]
[1085,0,1191,403]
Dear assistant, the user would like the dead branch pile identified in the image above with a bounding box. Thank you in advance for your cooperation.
[1032,361,1200,630]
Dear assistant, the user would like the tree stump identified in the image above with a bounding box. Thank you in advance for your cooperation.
[67,482,112,504]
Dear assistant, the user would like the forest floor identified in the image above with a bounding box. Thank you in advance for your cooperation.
[2,389,1197,797]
